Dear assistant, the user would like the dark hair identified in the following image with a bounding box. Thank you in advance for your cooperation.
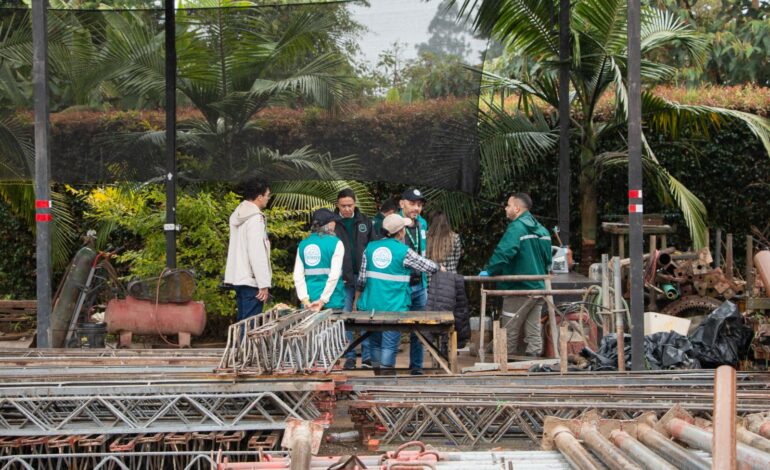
[240,177,270,201]
[381,227,398,238]
[511,192,532,210]
[337,188,356,201]
[380,198,397,214]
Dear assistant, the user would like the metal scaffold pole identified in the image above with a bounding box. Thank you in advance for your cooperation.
[557,0,571,246]
[164,0,177,269]
[32,0,52,348]
[627,0,645,370]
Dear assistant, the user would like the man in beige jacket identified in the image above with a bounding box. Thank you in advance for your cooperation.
[224,178,272,321]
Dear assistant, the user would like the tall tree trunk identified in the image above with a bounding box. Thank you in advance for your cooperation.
[579,126,598,271]
[579,173,598,271]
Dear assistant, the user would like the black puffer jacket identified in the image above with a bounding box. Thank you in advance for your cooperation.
[426,271,470,347]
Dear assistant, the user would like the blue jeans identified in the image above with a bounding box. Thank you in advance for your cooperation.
[379,331,402,368]
[409,284,427,370]
[234,286,264,322]
[367,331,382,368]
[343,276,370,362]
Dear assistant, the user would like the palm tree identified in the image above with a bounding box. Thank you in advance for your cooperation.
[454,0,770,263]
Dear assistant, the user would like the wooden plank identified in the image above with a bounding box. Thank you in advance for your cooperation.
[601,222,675,235]
[493,322,508,373]
[0,300,37,309]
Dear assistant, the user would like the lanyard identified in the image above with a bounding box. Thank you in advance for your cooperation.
[405,223,421,252]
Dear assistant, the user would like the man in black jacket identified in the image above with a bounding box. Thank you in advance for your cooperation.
[335,188,375,369]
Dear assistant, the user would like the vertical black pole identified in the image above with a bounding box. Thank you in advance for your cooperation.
[557,0,571,246]
[164,0,177,269]
[32,0,52,348]
[627,0,644,370]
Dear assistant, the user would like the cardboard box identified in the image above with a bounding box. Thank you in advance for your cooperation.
[644,312,691,336]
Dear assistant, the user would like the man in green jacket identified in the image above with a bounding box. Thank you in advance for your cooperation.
[481,193,552,357]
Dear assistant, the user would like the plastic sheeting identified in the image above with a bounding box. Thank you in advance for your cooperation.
[577,301,752,371]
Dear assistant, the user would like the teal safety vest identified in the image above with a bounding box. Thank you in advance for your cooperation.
[357,238,411,312]
[298,232,345,309]
[399,210,429,289]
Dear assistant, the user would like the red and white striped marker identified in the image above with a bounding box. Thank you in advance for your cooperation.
[628,189,643,214]
[35,199,52,222]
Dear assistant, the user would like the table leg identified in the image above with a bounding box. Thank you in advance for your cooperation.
[448,328,458,374]
[324,330,371,374]
[413,331,453,375]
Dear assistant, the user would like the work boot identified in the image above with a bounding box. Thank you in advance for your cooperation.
[343,358,356,370]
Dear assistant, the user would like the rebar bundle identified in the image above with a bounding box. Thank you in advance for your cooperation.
[218,307,348,374]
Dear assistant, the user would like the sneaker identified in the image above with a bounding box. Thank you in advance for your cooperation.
[343,358,356,370]
[361,360,373,369]
[409,369,424,376]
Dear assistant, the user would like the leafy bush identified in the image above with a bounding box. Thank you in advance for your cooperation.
[82,185,308,317]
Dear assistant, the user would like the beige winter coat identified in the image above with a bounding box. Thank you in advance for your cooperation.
[224,201,272,288]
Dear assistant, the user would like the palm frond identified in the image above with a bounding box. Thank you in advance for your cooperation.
[270,180,375,215]
[478,101,558,195]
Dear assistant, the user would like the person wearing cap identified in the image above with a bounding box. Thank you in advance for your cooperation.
[293,209,346,312]
[399,188,430,374]
[355,214,444,372]
[480,193,552,357]
[371,198,398,241]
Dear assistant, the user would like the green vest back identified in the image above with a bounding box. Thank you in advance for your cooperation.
[298,233,345,309]
[358,238,411,312]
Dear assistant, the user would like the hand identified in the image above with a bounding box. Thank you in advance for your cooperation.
[301,298,312,309]
[256,288,269,302]
[478,270,489,277]
[309,300,324,312]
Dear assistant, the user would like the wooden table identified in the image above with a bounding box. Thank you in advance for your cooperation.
[335,311,458,374]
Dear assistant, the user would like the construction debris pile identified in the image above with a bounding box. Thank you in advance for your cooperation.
[580,300,753,371]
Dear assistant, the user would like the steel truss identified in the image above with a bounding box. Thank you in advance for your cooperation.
[346,372,770,447]
[0,379,334,437]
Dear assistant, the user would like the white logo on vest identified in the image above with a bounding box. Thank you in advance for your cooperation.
[304,244,322,267]
[372,247,393,269]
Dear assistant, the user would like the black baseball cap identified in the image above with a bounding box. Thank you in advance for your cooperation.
[312,208,342,226]
[401,188,427,202]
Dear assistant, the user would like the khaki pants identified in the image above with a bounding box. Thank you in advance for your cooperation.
[501,297,544,356]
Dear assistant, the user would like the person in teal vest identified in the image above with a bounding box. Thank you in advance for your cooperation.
[355,214,443,371]
[293,209,345,312]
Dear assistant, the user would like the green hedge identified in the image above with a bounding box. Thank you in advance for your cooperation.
[4,93,770,302]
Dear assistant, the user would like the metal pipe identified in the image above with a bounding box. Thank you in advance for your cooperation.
[714,229,722,268]
[602,254,612,336]
[746,236,754,295]
[726,233,734,280]
[666,417,770,470]
[464,275,551,282]
[613,256,626,371]
[755,251,770,293]
[636,423,710,470]
[737,426,770,454]
[483,289,587,296]
[713,366,737,470]
[627,0,644,371]
[551,425,602,470]
[580,426,642,470]
[479,289,487,362]
[745,417,770,440]
[557,0,571,246]
[32,0,52,349]
[164,0,178,268]
[609,429,676,470]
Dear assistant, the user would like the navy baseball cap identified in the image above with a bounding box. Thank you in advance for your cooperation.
[401,188,427,202]
[312,208,342,226]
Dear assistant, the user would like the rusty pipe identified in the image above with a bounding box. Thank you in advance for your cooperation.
[713,366,737,470]
[666,417,770,470]
[609,429,677,470]
[636,423,710,470]
[580,425,642,470]
[552,425,603,470]
[755,251,770,293]
[745,417,770,440]
[737,426,770,455]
